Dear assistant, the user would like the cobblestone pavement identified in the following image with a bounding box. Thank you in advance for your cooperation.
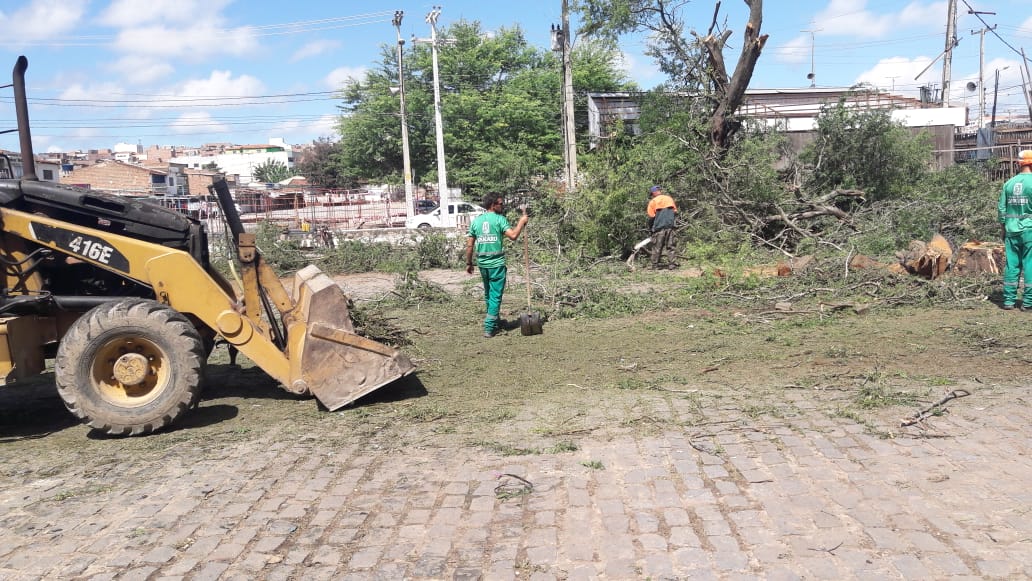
[1,384,1029,580]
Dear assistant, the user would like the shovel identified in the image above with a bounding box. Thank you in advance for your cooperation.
[518,229,543,336]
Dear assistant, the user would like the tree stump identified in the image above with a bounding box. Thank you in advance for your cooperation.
[952,241,1004,276]
[895,234,952,279]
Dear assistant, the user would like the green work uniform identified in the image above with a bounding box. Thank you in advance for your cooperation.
[998,172,1032,307]
[468,212,511,334]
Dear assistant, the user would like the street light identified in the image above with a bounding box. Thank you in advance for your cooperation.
[412,6,452,202]
[802,29,819,88]
[392,11,414,218]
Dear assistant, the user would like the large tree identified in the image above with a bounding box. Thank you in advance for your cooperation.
[252,159,291,184]
[333,20,632,197]
[575,0,766,150]
[294,138,356,189]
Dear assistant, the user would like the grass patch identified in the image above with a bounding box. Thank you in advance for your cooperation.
[472,439,579,456]
[48,484,113,502]
[852,382,920,410]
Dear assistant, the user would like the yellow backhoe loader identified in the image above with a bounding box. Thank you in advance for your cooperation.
[0,56,414,435]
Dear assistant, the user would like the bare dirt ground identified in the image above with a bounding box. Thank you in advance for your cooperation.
[1,269,1030,579]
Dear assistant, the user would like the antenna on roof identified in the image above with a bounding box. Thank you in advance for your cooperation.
[801,29,821,88]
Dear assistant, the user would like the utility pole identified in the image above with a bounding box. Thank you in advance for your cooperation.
[392,11,414,217]
[1022,48,1032,122]
[991,67,1002,127]
[941,0,957,107]
[414,6,451,202]
[561,0,577,192]
[972,25,995,128]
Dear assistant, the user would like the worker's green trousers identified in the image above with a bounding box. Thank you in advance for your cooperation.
[479,265,507,334]
[1003,230,1032,307]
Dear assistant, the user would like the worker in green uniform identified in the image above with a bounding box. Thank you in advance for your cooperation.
[465,192,529,337]
[999,150,1032,309]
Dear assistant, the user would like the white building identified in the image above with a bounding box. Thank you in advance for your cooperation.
[171,138,294,184]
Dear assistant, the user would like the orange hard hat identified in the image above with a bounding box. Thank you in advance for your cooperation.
[1020,150,1032,167]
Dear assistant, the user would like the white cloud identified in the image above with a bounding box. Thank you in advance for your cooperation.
[59,81,130,102]
[175,70,264,100]
[99,0,234,27]
[0,0,85,45]
[812,0,944,38]
[894,2,944,28]
[616,51,661,88]
[1020,15,1032,36]
[855,56,934,91]
[273,115,338,141]
[33,127,103,152]
[170,112,229,135]
[137,71,267,113]
[109,56,175,85]
[59,71,264,117]
[774,34,812,66]
[324,66,366,89]
[112,23,258,61]
[290,40,342,63]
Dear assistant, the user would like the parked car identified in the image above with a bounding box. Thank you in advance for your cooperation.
[404,200,485,229]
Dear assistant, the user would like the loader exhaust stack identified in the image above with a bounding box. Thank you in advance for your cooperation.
[12,56,35,180]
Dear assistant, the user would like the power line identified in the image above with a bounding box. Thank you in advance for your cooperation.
[7,90,338,104]
[0,95,339,109]
[959,0,1032,65]
[0,12,395,47]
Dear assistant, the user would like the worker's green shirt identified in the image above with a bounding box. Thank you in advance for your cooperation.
[468,212,511,269]
[999,173,1032,235]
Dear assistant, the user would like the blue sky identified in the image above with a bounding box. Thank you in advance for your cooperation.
[0,0,1029,154]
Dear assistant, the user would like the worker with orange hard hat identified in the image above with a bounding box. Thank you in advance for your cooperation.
[998,150,1032,309]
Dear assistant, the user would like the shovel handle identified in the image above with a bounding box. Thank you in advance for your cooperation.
[523,228,532,307]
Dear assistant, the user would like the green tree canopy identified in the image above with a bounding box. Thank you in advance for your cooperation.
[800,99,932,201]
[252,159,291,184]
[332,19,632,198]
[294,138,356,189]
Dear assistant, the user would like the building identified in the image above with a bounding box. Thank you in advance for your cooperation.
[166,163,231,197]
[170,138,294,184]
[0,151,64,182]
[59,159,167,196]
[587,88,968,169]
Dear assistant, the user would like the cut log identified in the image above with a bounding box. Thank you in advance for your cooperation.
[952,241,1005,276]
[776,254,814,277]
[849,254,893,271]
[895,233,952,279]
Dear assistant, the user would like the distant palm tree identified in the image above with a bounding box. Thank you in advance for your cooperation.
[253,160,291,183]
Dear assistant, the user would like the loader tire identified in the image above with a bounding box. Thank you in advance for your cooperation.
[55,298,205,436]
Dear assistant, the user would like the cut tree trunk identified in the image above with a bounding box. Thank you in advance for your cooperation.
[896,233,953,279]
[952,241,1004,276]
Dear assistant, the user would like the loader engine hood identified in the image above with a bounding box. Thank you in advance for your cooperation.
[0,179,208,266]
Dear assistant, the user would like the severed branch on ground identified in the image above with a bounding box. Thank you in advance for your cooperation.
[900,389,972,427]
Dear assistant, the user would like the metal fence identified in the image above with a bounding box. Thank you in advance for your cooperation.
[934,142,1028,181]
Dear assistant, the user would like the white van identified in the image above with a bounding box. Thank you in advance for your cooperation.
[405,200,485,229]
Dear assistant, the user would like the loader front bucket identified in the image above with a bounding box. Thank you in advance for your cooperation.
[287,265,415,410]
